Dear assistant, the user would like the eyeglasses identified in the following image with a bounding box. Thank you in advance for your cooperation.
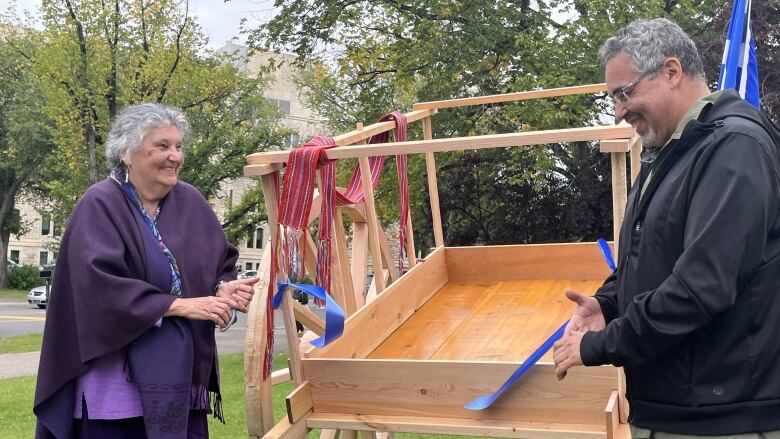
[611,71,652,106]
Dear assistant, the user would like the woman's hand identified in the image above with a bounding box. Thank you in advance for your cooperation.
[165,296,234,328]
[215,278,260,313]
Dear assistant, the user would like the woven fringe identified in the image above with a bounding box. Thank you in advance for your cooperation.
[210,391,225,424]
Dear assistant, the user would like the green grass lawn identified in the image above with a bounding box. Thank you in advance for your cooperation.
[0,288,27,301]
[0,333,44,354]
[0,350,459,438]
[0,352,314,439]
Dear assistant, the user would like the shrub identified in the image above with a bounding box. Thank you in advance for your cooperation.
[7,265,44,290]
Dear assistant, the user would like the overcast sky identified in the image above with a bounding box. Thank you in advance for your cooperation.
[0,0,277,48]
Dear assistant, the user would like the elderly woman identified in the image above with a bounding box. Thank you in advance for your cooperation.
[34,103,257,439]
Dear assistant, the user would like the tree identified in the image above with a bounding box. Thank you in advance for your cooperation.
[2,0,290,247]
[251,0,770,251]
[0,28,56,288]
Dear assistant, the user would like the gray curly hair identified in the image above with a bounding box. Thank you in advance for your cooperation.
[598,18,706,82]
[104,103,190,171]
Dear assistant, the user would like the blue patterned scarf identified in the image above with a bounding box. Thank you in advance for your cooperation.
[110,169,182,297]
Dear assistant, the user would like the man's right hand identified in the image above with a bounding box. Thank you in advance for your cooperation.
[165,296,234,328]
[564,289,606,336]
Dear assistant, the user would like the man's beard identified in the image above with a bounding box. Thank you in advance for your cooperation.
[640,126,660,153]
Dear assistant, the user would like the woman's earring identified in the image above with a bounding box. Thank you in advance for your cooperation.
[124,166,130,183]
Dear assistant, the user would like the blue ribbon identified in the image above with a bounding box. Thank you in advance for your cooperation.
[464,321,568,410]
[465,239,617,410]
[273,281,345,348]
[597,238,617,270]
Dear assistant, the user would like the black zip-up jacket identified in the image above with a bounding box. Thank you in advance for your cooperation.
[581,91,780,434]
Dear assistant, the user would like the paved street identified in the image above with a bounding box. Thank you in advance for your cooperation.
[0,301,47,338]
[0,296,321,379]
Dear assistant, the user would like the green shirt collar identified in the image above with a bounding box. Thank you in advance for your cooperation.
[665,90,725,145]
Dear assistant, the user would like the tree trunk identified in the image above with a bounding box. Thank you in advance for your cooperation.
[0,190,18,289]
[0,228,9,289]
[86,114,99,183]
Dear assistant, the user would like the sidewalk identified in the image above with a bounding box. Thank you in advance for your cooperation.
[0,351,39,379]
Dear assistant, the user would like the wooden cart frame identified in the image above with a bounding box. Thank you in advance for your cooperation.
[242,84,641,439]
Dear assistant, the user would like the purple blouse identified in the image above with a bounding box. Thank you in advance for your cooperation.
[73,319,208,419]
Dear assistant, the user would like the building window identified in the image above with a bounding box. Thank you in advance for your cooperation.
[53,221,62,237]
[246,228,263,249]
[10,250,20,264]
[245,262,253,271]
[39,251,48,267]
[41,215,51,236]
[257,228,264,248]
[266,98,291,115]
[284,132,301,148]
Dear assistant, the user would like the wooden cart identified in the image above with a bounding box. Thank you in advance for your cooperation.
[242,84,640,439]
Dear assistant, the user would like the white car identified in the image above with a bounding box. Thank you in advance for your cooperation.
[27,285,48,308]
[238,270,257,279]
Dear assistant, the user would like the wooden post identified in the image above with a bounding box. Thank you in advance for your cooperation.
[359,156,386,293]
[244,244,275,436]
[422,116,444,247]
[350,222,369,308]
[333,208,358,316]
[629,136,642,186]
[404,214,416,271]
[610,152,628,255]
[609,151,630,425]
[261,173,304,387]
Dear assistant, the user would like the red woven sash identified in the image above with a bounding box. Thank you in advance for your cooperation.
[263,113,409,378]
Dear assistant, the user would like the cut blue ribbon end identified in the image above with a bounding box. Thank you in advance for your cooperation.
[464,320,568,410]
[597,238,617,271]
[273,281,345,348]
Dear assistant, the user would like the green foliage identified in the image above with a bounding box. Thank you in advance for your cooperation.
[251,0,777,250]
[7,265,44,290]
[0,26,57,288]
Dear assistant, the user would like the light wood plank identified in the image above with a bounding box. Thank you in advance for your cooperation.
[629,134,642,186]
[271,368,291,385]
[423,116,444,247]
[292,301,325,335]
[244,162,282,177]
[376,226,399,283]
[350,222,369,308]
[412,83,608,111]
[263,411,311,439]
[599,139,630,153]
[286,381,313,424]
[445,243,613,282]
[245,125,635,165]
[308,247,448,359]
[611,153,628,256]
[333,209,358,316]
[261,172,304,386]
[245,244,275,435]
[605,391,619,439]
[246,109,435,165]
[359,157,386,293]
[403,213,416,271]
[307,413,608,439]
[302,359,617,425]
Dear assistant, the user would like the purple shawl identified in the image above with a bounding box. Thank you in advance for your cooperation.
[34,179,238,438]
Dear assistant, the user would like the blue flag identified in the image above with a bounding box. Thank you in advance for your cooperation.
[717,0,761,108]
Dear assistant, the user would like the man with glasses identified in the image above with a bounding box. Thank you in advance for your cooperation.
[553,18,780,438]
